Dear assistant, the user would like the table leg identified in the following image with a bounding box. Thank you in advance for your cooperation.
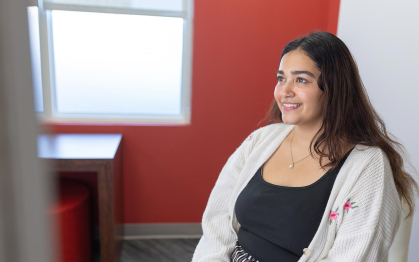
[97,162,117,262]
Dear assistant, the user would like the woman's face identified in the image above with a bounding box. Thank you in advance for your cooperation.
[274,49,324,128]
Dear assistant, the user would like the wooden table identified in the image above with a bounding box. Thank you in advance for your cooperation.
[37,134,123,262]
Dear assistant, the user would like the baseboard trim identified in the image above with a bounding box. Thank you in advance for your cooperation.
[94,223,203,240]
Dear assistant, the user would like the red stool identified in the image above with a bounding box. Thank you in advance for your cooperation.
[50,178,92,262]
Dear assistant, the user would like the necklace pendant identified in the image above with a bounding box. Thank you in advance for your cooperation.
[289,163,294,169]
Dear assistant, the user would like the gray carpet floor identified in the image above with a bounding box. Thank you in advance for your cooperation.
[94,238,200,262]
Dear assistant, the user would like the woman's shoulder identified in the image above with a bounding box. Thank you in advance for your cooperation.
[347,145,395,194]
[245,122,291,141]
[351,144,390,166]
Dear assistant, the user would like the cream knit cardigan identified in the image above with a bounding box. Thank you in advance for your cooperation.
[192,123,402,262]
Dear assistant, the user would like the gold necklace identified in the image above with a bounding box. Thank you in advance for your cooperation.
[289,129,312,169]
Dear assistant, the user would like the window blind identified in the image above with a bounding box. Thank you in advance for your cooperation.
[42,0,185,15]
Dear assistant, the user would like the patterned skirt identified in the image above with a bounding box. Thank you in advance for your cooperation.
[231,241,260,262]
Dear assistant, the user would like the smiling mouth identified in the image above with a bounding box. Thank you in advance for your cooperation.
[282,103,302,110]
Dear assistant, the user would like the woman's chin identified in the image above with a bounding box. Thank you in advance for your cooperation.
[281,117,297,126]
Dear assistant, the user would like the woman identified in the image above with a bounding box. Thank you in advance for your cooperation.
[191,31,418,262]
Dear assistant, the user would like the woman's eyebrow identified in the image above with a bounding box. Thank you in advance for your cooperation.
[277,70,315,78]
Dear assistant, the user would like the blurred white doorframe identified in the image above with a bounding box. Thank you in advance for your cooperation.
[0,0,56,261]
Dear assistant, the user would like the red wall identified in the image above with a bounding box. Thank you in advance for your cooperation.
[46,0,341,224]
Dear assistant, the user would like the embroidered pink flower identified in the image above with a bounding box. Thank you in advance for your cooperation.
[329,207,339,225]
[344,198,358,213]
[344,201,352,210]
[246,134,253,141]
[329,198,359,226]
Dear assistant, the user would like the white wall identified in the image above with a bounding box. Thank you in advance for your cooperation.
[337,0,419,261]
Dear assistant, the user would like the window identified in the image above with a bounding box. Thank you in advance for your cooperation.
[28,0,193,124]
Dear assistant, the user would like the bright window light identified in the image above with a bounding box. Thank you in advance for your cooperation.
[51,10,184,115]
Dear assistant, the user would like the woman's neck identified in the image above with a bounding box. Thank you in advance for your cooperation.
[290,123,355,157]
[292,124,323,146]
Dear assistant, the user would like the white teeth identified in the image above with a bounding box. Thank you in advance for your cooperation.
[283,103,301,107]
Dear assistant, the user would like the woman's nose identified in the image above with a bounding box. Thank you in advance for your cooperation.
[280,81,294,98]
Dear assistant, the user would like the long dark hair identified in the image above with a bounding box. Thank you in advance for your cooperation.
[260,31,418,217]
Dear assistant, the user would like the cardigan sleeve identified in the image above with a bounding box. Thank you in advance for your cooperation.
[191,131,256,262]
[318,148,403,262]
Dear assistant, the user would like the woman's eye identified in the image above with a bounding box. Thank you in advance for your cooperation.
[277,76,285,82]
[297,77,307,83]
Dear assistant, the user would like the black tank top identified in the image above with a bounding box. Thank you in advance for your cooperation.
[235,147,354,262]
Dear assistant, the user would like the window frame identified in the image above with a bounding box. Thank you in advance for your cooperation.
[35,0,193,125]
